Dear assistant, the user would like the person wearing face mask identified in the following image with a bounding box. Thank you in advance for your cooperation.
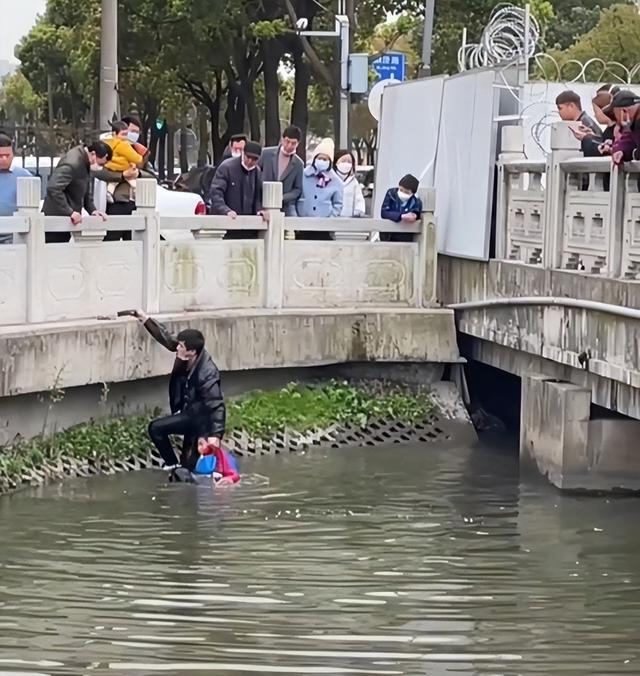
[93,117,155,238]
[297,137,343,222]
[380,174,423,242]
[260,125,304,216]
[42,141,111,243]
[334,149,365,218]
[208,140,269,238]
[103,121,146,173]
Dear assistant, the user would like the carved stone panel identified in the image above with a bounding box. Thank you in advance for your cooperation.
[282,241,417,307]
[0,245,27,325]
[41,242,143,320]
[160,240,263,311]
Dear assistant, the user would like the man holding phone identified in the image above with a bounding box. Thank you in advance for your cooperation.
[556,90,602,141]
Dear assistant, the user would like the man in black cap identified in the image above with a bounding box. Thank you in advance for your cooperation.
[610,90,640,165]
[208,140,268,238]
[380,173,423,242]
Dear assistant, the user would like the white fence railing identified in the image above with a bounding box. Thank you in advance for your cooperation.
[496,122,640,279]
[0,178,437,326]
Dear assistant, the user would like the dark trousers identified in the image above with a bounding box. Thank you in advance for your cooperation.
[148,412,199,470]
[380,232,414,243]
[104,201,134,241]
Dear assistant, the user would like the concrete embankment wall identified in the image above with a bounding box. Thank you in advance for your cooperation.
[0,308,461,443]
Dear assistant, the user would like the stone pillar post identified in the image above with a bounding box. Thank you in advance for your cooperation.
[520,373,590,489]
[16,176,45,323]
[544,122,580,269]
[417,187,437,307]
[495,126,526,260]
[134,178,160,313]
[262,181,284,309]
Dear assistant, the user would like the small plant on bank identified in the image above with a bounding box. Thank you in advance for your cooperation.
[0,380,435,493]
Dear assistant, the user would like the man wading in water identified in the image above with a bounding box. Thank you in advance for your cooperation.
[134,310,226,481]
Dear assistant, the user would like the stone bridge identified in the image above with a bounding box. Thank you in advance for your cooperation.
[0,178,459,443]
[440,122,640,491]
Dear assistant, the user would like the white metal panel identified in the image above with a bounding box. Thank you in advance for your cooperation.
[373,76,446,217]
[434,69,500,260]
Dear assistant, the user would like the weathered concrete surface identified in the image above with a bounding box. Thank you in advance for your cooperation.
[0,308,459,399]
[439,256,640,417]
[520,373,640,491]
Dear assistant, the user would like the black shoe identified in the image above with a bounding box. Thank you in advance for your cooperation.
[169,467,195,483]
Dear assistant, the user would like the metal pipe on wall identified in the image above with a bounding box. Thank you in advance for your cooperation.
[448,296,640,321]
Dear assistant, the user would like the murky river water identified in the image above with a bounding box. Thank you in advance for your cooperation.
[1,441,640,675]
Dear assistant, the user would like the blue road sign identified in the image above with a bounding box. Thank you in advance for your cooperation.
[372,52,406,82]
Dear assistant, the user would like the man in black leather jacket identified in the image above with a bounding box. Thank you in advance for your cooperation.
[136,311,226,472]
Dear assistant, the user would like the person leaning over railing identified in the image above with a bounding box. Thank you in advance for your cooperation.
[42,141,111,243]
[610,90,640,166]
[571,85,620,158]
[0,133,31,245]
[208,140,269,239]
[379,173,422,243]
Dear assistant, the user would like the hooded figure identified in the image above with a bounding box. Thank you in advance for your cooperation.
[297,137,343,218]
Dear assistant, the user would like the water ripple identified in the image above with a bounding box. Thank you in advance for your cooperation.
[0,443,639,674]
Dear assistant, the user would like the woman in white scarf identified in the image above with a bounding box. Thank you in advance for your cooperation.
[334,149,365,218]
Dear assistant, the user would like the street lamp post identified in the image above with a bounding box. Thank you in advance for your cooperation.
[420,0,435,77]
[99,0,119,130]
[298,14,351,149]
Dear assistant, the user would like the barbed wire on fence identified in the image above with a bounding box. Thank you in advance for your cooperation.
[457,4,540,72]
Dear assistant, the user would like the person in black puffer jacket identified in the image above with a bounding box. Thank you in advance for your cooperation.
[135,310,226,473]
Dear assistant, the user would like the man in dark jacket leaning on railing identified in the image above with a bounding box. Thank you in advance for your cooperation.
[134,310,226,479]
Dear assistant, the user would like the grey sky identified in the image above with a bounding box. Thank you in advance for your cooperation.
[3,0,46,62]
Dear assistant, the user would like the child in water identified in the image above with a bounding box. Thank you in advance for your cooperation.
[194,438,240,485]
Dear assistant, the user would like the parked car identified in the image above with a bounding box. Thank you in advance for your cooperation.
[14,156,205,240]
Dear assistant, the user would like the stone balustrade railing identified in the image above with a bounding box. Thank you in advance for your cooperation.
[496,122,640,279]
[0,178,437,326]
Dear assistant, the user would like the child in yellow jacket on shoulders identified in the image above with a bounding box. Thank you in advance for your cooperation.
[104,121,145,171]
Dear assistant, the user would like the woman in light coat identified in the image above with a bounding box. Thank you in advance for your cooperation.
[334,149,365,217]
[297,137,343,218]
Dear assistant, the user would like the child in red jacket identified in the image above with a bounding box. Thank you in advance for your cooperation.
[195,438,240,485]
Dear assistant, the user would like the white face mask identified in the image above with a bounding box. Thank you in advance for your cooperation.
[127,131,140,143]
[231,150,242,158]
[315,159,330,172]
[397,189,412,202]
[336,161,352,175]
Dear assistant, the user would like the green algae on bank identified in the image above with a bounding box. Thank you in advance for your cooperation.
[0,380,435,493]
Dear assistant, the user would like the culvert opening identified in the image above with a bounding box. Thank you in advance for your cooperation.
[463,359,522,436]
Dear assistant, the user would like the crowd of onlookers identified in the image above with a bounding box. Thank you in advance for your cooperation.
[0,117,424,244]
[556,86,640,165]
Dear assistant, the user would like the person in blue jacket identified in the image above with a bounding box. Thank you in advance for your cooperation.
[380,173,422,242]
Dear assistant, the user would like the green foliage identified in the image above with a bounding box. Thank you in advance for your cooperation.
[541,5,640,82]
[0,414,153,492]
[542,0,625,51]
[0,71,43,122]
[0,381,435,492]
[227,380,434,439]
